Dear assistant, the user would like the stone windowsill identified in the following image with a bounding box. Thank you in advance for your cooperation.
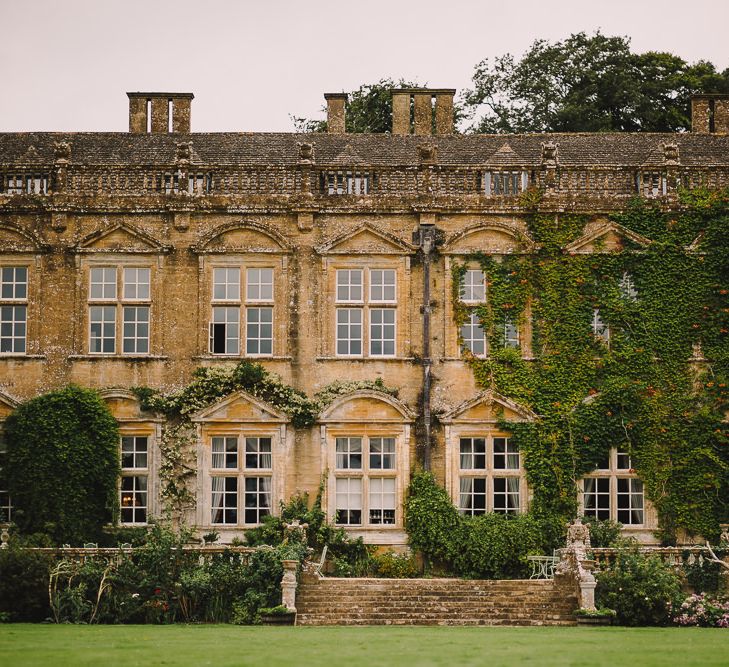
[316,356,416,362]
[193,355,293,361]
[68,355,169,361]
[0,354,46,360]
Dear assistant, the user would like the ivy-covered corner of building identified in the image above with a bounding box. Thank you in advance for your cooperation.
[451,189,729,543]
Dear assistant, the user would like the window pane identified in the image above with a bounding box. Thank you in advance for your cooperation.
[370,308,395,356]
[246,268,274,301]
[213,267,240,301]
[120,475,147,524]
[335,477,362,525]
[245,437,272,469]
[89,306,116,354]
[369,437,395,470]
[210,307,240,354]
[459,477,487,515]
[369,477,396,525]
[244,476,271,524]
[370,269,396,302]
[460,312,486,357]
[460,270,485,302]
[211,476,237,524]
[123,268,150,300]
[246,307,273,356]
[1,266,28,300]
[336,308,362,356]
[336,437,362,469]
[90,267,116,299]
[336,269,363,302]
[0,305,26,353]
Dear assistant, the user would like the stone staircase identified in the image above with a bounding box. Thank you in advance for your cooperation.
[295,577,578,626]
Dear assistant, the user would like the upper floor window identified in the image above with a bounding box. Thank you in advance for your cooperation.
[581,449,644,525]
[210,435,272,525]
[88,266,151,355]
[619,272,638,302]
[458,436,522,516]
[335,268,397,358]
[1,266,28,354]
[460,269,486,303]
[592,309,609,344]
[334,436,397,526]
[483,171,529,196]
[209,266,274,357]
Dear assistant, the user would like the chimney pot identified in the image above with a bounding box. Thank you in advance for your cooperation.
[127,92,194,134]
[691,94,729,134]
[324,93,347,134]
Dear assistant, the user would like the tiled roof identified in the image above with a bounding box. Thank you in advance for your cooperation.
[0,131,727,167]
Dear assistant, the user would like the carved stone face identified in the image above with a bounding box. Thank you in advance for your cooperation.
[541,141,558,164]
[54,141,72,160]
[298,142,314,161]
[418,144,437,162]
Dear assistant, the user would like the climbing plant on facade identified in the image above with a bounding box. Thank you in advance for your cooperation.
[4,385,119,544]
[450,188,729,542]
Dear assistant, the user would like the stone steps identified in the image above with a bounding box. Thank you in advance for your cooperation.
[296,577,578,626]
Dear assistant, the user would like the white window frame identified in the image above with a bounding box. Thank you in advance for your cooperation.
[88,265,152,356]
[209,435,273,527]
[1,265,28,355]
[334,267,398,358]
[120,435,150,525]
[0,430,11,523]
[457,435,523,516]
[581,449,645,526]
[460,312,487,357]
[592,309,610,344]
[209,264,275,357]
[334,435,398,527]
[460,269,486,303]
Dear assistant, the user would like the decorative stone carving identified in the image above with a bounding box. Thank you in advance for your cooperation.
[284,518,308,543]
[567,516,591,549]
[418,143,437,164]
[54,141,72,162]
[541,141,559,166]
[0,526,9,549]
[176,142,192,164]
[298,142,315,163]
[662,142,680,165]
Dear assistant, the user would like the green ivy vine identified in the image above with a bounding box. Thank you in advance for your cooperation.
[132,363,398,521]
[450,189,729,542]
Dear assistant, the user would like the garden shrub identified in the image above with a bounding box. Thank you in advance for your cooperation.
[370,550,419,578]
[245,487,372,576]
[582,517,624,548]
[405,472,550,578]
[595,549,684,626]
[672,593,729,627]
[0,538,53,621]
[4,385,119,544]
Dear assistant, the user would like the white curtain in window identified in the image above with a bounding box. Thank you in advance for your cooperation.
[507,477,520,510]
[211,477,225,522]
[459,477,473,510]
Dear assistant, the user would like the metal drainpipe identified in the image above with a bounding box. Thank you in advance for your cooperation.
[419,226,435,471]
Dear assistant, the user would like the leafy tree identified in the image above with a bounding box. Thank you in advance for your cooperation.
[5,385,119,544]
[463,32,729,133]
[292,78,421,133]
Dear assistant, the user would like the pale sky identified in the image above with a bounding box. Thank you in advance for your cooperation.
[1,0,728,133]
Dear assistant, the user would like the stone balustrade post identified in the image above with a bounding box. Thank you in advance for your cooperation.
[281,559,299,612]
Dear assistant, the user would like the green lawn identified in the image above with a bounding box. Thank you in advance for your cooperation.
[0,625,727,667]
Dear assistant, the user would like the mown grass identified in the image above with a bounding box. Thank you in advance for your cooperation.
[0,625,727,667]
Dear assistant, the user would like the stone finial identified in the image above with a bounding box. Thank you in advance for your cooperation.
[662,142,680,165]
[418,143,437,165]
[567,517,591,549]
[0,526,9,549]
[281,559,299,611]
[176,142,192,164]
[541,141,559,166]
[298,142,315,163]
[284,518,308,543]
[54,141,72,162]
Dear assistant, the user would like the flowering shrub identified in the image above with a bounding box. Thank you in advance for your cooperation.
[595,549,683,626]
[672,593,729,628]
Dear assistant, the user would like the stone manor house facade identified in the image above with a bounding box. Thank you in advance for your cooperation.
[0,90,728,546]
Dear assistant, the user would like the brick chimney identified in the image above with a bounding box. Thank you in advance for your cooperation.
[691,94,729,134]
[324,93,347,134]
[391,89,456,136]
[127,93,194,134]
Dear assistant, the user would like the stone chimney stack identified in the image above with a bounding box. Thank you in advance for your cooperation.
[391,89,456,136]
[691,94,729,134]
[324,93,347,134]
[127,93,195,134]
